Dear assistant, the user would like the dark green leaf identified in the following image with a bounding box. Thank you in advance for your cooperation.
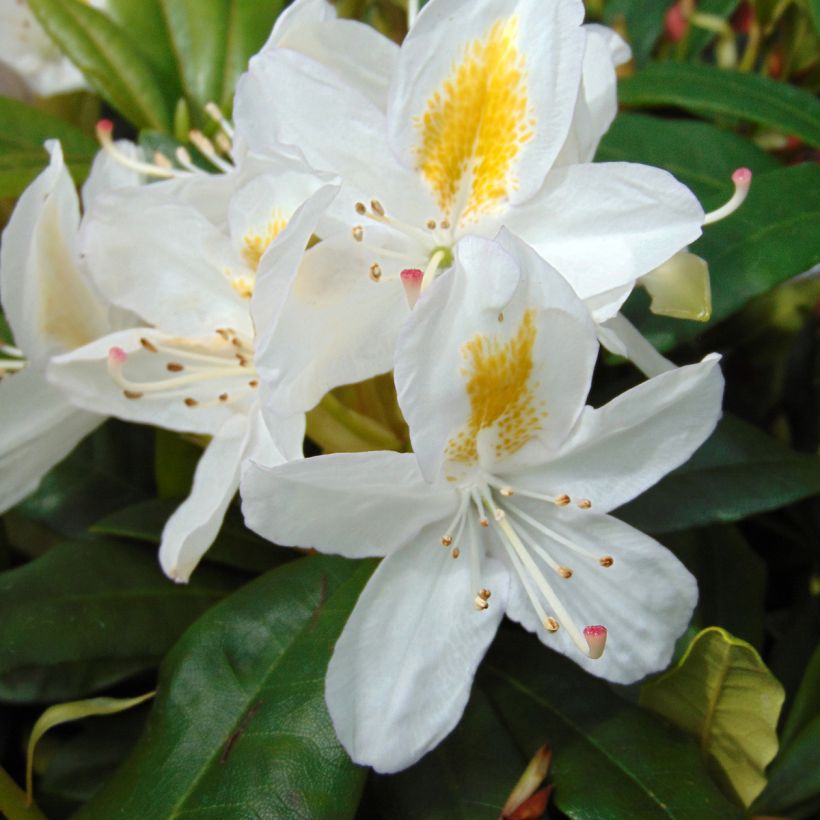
[27,0,172,130]
[0,539,236,703]
[481,629,744,819]
[78,555,375,820]
[602,1,673,66]
[625,164,820,351]
[618,63,820,147]
[618,414,820,534]
[371,687,526,820]
[811,0,820,36]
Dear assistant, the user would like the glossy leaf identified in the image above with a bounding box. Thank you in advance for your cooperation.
[27,0,172,130]
[641,627,785,806]
[481,629,744,819]
[78,555,375,820]
[619,63,820,147]
[0,540,237,702]
[602,0,672,66]
[618,414,820,533]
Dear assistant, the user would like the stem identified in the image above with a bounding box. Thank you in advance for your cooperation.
[0,768,47,820]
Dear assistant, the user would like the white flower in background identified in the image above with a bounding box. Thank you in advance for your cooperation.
[235,0,709,415]
[49,152,337,581]
[0,140,117,512]
[241,230,724,773]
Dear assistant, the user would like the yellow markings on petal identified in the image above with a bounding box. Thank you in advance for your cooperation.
[414,17,534,226]
[241,209,288,272]
[446,309,546,465]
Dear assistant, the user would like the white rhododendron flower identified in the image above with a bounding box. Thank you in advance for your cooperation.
[241,231,724,772]
[50,152,337,581]
[236,0,708,414]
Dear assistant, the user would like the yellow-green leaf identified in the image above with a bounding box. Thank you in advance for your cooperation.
[640,627,785,807]
[25,692,155,804]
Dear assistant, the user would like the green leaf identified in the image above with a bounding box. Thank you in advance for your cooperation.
[153,429,201,499]
[618,414,820,533]
[602,1,672,66]
[371,687,527,819]
[0,539,237,702]
[595,112,779,205]
[158,0,285,119]
[27,0,172,130]
[25,692,155,804]
[481,629,744,819]
[78,555,375,820]
[0,768,46,820]
[0,97,96,197]
[618,63,820,147]
[641,627,785,807]
[811,0,820,36]
[682,0,741,59]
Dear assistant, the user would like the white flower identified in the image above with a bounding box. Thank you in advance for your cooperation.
[241,230,724,772]
[0,140,118,512]
[235,0,706,414]
[49,151,335,581]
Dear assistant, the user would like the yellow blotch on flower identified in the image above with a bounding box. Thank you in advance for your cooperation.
[414,17,534,225]
[228,210,288,299]
[446,309,546,465]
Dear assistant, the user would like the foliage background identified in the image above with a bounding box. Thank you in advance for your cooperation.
[0,0,818,818]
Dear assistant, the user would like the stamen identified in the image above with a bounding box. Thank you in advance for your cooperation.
[420,248,446,292]
[369,263,383,282]
[545,617,559,632]
[188,130,233,173]
[497,524,553,630]
[426,219,437,230]
[184,397,198,407]
[599,556,614,568]
[583,625,608,660]
[452,547,461,559]
[474,588,492,611]
[352,226,364,242]
[175,146,200,174]
[166,362,184,372]
[204,101,235,140]
[471,489,490,528]
[400,268,423,308]
[703,168,752,225]
[96,120,180,179]
[123,390,142,399]
[441,535,453,547]
[0,343,23,357]
[215,132,232,155]
[577,499,592,509]
[355,202,367,215]
[486,477,571,507]
[510,514,575,581]
[0,360,26,371]
[370,199,385,217]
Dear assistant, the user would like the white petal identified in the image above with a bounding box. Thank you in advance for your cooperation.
[597,313,675,378]
[0,367,101,513]
[241,451,457,559]
[389,0,585,213]
[506,162,705,300]
[81,140,144,210]
[79,186,252,337]
[326,540,508,772]
[395,230,597,482]
[1,141,108,363]
[160,414,249,582]
[513,354,724,513]
[503,511,696,684]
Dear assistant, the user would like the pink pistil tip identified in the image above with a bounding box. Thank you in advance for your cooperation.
[400,268,424,309]
[400,268,424,283]
[732,167,752,186]
[96,119,114,135]
[664,4,688,42]
[108,346,127,366]
[583,625,608,660]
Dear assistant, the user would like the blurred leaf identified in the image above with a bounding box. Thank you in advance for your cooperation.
[755,644,820,817]
[27,0,172,130]
[371,688,526,819]
[481,629,744,819]
[157,0,285,119]
[619,414,820,533]
[0,98,96,197]
[153,429,201,499]
[602,0,673,66]
[78,555,374,820]
[641,627,785,806]
[618,63,820,147]
[811,0,820,35]
[626,164,820,351]
[596,112,779,206]
[683,0,741,59]
[25,692,155,804]
[0,539,237,702]
[91,498,292,575]
[0,767,46,820]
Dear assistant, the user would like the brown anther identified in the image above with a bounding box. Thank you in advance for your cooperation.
[249,380,259,388]
[479,517,489,528]
[426,219,437,230]
[216,328,230,340]
[577,498,592,509]
[166,362,184,372]
[369,263,382,281]
[232,337,242,347]
[474,595,489,611]
[599,556,614,568]
[441,534,453,547]
[545,617,560,632]
[123,390,143,400]
[370,199,385,216]
[558,566,573,579]
[451,547,461,559]
[441,219,451,229]
[219,393,229,402]
[355,202,367,215]
[479,588,492,601]
[236,354,249,366]
[499,486,514,497]
[352,225,364,242]
[555,494,571,506]
[215,132,232,155]
[140,337,157,353]
[494,508,506,521]
[498,311,504,322]
[184,397,198,407]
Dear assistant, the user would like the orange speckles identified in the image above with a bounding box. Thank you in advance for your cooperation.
[414,17,534,226]
[446,309,546,465]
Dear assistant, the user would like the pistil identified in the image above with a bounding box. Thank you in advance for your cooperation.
[703,167,752,225]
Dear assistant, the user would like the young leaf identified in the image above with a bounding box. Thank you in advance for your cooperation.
[76,555,375,820]
[482,629,744,819]
[618,63,820,147]
[640,627,785,807]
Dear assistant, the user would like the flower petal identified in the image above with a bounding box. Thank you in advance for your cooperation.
[326,538,508,771]
[506,161,705,300]
[241,451,458,559]
[503,510,696,684]
[512,354,724,513]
